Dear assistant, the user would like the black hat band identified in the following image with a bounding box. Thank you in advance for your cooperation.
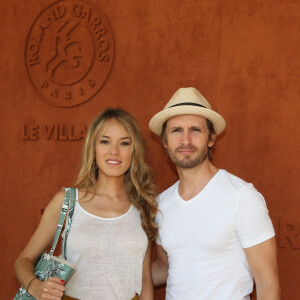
[169,102,206,109]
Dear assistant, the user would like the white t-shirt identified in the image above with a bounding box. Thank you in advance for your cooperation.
[156,169,275,300]
[64,190,148,300]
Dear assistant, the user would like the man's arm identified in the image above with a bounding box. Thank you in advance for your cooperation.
[151,244,169,287]
[244,237,280,300]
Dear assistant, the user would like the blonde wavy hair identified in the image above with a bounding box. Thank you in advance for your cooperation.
[75,108,158,240]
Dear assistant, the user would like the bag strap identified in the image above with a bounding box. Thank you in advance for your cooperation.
[62,187,76,258]
[49,187,72,256]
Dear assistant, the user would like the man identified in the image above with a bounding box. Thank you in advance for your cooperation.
[149,87,280,299]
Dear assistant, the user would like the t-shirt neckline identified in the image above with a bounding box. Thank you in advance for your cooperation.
[75,188,133,220]
[175,169,224,205]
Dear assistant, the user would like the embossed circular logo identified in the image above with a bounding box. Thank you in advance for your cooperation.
[25,0,114,107]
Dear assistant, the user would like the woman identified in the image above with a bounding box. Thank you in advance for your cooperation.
[15,108,158,300]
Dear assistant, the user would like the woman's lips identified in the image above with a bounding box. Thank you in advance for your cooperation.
[106,159,121,165]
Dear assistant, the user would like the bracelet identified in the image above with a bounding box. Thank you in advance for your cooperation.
[27,277,37,291]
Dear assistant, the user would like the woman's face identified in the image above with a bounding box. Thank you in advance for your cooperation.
[95,118,132,179]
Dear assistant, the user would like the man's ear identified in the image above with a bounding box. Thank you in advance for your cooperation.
[162,139,168,149]
[208,133,216,148]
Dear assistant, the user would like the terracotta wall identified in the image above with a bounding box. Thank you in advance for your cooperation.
[1,0,299,299]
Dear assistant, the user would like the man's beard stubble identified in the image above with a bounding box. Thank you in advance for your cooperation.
[167,146,208,169]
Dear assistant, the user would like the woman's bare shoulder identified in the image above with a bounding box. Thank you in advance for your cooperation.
[77,188,92,202]
[44,189,66,216]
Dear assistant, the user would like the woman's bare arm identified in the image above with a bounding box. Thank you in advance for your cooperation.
[139,241,154,300]
[14,190,66,300]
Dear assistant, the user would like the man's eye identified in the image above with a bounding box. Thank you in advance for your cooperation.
[191,128,200,132]
[172,128,181,133]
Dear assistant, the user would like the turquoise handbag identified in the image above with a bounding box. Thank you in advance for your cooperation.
[14,187,76,299]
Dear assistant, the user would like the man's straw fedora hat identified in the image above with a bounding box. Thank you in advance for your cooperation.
[149,87,226,136]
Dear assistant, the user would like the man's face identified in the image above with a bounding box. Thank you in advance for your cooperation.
[164,115,215,169]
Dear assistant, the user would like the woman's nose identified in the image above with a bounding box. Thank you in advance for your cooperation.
[109,142,119,154]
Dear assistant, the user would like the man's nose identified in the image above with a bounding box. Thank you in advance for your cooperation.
[181,130,191,145]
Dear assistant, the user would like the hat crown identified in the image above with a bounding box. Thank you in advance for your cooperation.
[149,86,226,136]
[164,87,211,110]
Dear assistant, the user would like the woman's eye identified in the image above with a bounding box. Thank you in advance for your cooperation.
[100,140,109,144]
[121,141,131,146]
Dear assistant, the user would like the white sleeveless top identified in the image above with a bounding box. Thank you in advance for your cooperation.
[64,190,148,299]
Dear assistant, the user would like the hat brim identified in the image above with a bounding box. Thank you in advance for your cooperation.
[149,106,226,136]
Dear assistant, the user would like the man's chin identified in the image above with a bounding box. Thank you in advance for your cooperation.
[171,153,209,169]
[174,159,200,169]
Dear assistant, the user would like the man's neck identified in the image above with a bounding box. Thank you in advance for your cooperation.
[177,160,219,201]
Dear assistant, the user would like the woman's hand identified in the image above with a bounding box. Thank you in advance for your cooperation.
[29,277,65,300]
